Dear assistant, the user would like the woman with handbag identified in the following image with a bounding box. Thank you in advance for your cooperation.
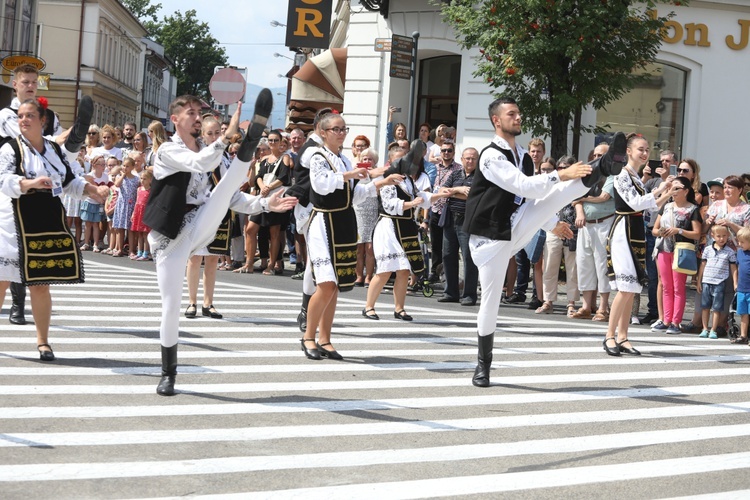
[604,134,675,356]
[257,129,292,275]
[651,176,703,334]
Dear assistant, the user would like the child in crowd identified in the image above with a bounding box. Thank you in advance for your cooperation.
[103,158,122,254]
[732,227,750,344]
[130,168,153,261]
[697,225,738,338]
[111,157,139,257]
[80,154,109,252]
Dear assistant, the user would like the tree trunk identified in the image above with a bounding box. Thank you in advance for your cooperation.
[572,106,582,160]
[550,110,569,161]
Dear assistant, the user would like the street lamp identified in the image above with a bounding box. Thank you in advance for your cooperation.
[274,52,294,61]
[270,20,286,28]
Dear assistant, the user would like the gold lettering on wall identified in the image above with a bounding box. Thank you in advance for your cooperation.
[726,19,750,50]
[684,23,711,47]
[662,18,683,44]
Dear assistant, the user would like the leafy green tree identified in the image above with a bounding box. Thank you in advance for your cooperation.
[439,0,685,158]
[155,10,228,99]
[121,0,162,36]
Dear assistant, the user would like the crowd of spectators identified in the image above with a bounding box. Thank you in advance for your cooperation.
[63,110,750,343]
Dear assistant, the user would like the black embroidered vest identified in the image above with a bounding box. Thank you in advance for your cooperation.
[142,171,192,239]
[463,142,534,241]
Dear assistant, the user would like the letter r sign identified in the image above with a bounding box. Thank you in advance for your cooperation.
[286,0,333,50]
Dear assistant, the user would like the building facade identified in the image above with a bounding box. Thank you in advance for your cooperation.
[36,0,146,128]
[141,37,175,132]
[0,0,39,105]
[324,0,750,178]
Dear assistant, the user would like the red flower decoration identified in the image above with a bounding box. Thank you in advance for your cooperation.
[37,97,48,109]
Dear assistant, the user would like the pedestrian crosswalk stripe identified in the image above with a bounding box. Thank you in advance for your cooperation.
[0,426,748,482]
[2,402,749,448]
[235,452,750,499]
[1,367,749,395]
[3,382,750,419]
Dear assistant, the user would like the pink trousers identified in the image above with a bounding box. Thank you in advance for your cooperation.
[657,251,688,325]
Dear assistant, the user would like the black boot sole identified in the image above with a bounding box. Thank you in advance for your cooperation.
[237,89,274,162]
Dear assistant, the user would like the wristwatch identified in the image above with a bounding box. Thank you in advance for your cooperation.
[678,228,684,235]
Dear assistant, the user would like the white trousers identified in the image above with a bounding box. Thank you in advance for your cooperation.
[576,218,613,293]
[149,157,251,348]
[471,178,590,337]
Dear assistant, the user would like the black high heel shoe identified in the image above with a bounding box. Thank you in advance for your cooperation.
[37,343,55,361]
[362,308,379,320]
[394,310,413,321]
[603,337,621,357]
[617,339,641,356]
[317,342,343,360]
[202,305,223,319]
[300,338,321,360]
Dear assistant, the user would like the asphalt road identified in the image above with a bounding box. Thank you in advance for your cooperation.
[1,252,749,499]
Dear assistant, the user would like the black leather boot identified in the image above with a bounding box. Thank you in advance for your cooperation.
[64,95,94,154]
[297,293,311,333]
[156,345,178,396]
[472,333,494,388]
[582,131,627,187]
[9,282,26,325]
[236,89,273,162]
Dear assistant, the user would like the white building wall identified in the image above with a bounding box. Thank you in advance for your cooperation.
[344,1,750,177]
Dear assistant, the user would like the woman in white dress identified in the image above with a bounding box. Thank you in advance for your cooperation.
[363,140,447,321]
[301,112,402,360]
[604,134,675,356]
[0,99,109,361]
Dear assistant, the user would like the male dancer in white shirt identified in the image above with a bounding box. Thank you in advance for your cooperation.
[144,90,297,396]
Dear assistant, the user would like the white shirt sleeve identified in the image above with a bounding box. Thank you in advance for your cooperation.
[309,151,344,196]
[614,171,657,212]
[228,191,269,215]
[0,142,22,197]
[380,184,404,215]
[152,140,227,179]
[479,149,559,200]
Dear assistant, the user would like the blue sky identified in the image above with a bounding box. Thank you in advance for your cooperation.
[155,1,294,126]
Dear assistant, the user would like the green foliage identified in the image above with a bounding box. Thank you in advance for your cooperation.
[155,10,228,100]
[121,0,162,35]
[438,0,686,156]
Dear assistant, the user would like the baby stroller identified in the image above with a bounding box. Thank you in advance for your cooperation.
[408,226,434,297]
[728,293,740,340]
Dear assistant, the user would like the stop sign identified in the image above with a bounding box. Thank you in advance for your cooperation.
[209,68,246,105]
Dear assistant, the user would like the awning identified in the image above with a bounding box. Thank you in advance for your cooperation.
[287,48,347,131]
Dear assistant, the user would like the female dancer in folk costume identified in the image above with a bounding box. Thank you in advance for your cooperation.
[0,99,107,361]
[604,133,675,357]
[301,111,404,361]
[363,140,449,321]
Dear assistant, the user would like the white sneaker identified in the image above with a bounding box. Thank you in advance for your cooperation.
[630,316,641,325]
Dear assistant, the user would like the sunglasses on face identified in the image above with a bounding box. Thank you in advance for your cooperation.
[441,149,454,153]
[677,168,691,174]
[88,132,98,136]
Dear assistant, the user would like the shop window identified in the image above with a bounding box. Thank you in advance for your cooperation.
[416,55,461,137]
[596,62,687,160]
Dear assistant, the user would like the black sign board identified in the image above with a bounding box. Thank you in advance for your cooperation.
[286,0,333,50]
[389,34,414,80]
